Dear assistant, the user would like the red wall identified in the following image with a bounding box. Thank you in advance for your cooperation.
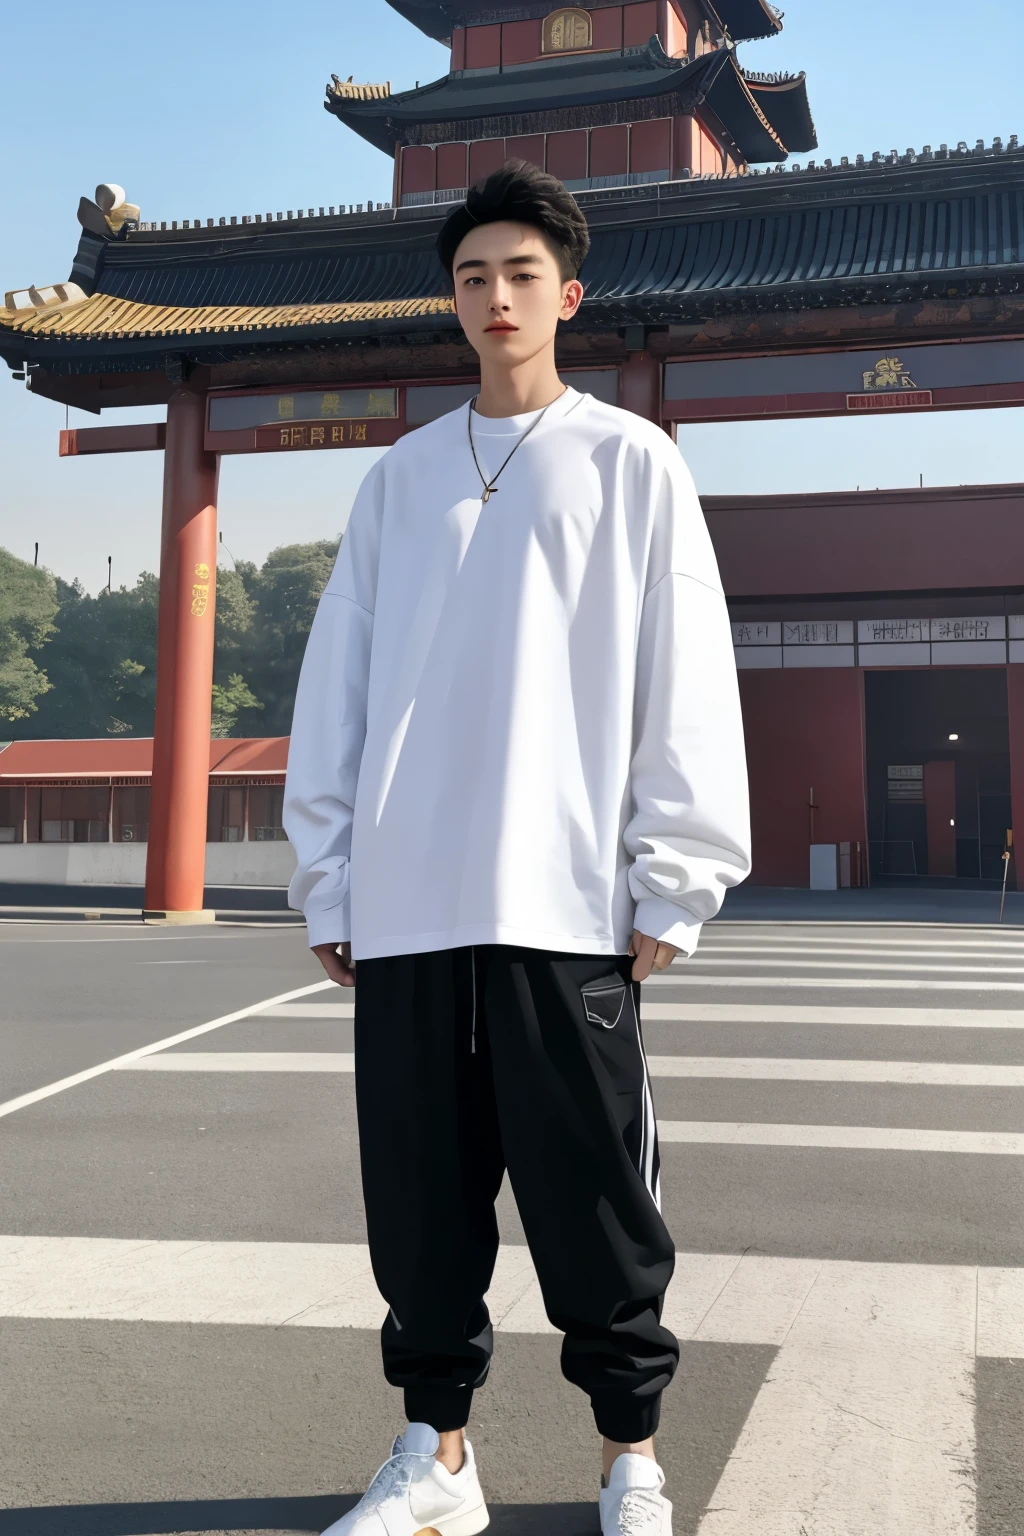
[455,4,676,70]
[739,669,869,887]
[1009,667,1024,889]
[631,118,672,173]
[506,133,546,168]
[400,145,435,195]
[591,124,629,177]
[436,142,468,190]
[547,129,589,179]
[623,0,658,45]
[704,485,1024,598]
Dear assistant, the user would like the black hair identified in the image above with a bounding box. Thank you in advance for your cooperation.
[436,158,591,283]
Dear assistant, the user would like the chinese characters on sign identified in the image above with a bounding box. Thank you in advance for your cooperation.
[848,358,931,412]
[862,356,917,391]
[782,621,853,645]
[190,561,211,618]
[858,619,926,644]
[887,764,924,803]
[275,390,396,422]
[258,422,371,450]
[731,622,781,646]
[859,618,1006,643]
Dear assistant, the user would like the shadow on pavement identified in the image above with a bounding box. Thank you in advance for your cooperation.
[0,1497,598,1535]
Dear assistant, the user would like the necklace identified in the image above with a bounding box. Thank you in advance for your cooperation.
[467,386,567,503]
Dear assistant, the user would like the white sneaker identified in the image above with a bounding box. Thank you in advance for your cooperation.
[599,1453,673,1535]
[320,1421,489,1535]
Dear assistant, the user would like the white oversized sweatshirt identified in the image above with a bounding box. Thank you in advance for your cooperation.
[283,385,751,960]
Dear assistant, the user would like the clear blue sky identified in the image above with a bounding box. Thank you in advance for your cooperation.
[1,0,1021,593]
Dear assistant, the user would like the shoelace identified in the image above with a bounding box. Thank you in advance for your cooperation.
[361,1436,434,1505]
[616,1486,666,1534]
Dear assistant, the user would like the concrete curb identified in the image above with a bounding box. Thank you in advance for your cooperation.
[0,906,304,926]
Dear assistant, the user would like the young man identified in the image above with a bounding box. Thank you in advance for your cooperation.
[283,160,751,1536]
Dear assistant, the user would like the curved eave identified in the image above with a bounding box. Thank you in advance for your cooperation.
[327,45,722,156]
[0,293,458,352]
[714,0,782,41]
[744,71,818,154]
[384,0,451,43]
[704,54,788,162]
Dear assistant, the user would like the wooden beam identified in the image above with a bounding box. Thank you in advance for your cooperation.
[59,423,167,456]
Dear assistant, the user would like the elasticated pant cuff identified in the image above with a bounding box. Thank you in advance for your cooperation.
[404,1385,474,1433]
[591,1390,662,1443]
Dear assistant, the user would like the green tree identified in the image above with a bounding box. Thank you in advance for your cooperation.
[0,549,59,722]
[211,672,263,737]
[238,538,340,735]
[18,573,160,738]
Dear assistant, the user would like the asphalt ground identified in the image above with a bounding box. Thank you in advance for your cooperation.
[2,918,1024,1534]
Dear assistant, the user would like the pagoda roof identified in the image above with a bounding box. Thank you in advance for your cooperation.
[328,41,804,164]
[741,70,816,155]
[385,0,782,45]
[3,144,1022,392]
[327,43,728,155]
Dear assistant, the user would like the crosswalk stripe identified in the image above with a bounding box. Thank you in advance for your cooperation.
[701,934,1024,948]
[120,1052,1024,1086]
[120,1052,356,1072]
[658,1121,1024,1153]
[684,957,1024,973]
[692,946,1024,961]
[651,1057,1024,1084]
[695,1261,977,1535]
[642,1002,1024,1025]
[0,1235,1016,1354]
[264,1000,1024,1024]
[645,975,1024,991]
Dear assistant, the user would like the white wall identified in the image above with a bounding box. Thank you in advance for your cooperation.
[0,841,297,888]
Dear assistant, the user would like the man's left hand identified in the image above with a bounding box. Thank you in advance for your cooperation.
[627,928,680,981]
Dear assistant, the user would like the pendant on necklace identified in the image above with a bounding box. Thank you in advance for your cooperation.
[482,487,493,502]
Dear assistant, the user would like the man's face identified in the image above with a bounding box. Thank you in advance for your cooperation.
[452,220,583,368]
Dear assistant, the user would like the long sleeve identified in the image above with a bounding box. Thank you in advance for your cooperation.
[282,461,384,948]
[623,444,752,955]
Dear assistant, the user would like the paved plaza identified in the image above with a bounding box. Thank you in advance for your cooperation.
[2,915,1023,1533]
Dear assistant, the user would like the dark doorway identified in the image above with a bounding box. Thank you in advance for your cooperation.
[865,669,1011,886]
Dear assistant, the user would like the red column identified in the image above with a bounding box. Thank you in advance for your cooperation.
[619,351,663,428]
[1008,666,1024,890]
[143,384,219,920]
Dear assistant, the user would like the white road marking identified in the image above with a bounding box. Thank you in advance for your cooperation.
[649,1057,1024,1085]
[264,1002,354,1017]
[120,1052,355,1073]
[119,1051,1024,1087]
[977,1269,1024,1359]
[659,1121,1024,1154]
[693,945,1024,961]
[0,1236,1011,1355]
[646,975,1024,991]
[700,934,1024,948]
[0,980,334,1121]
[641,1003,1024,1027]
[684,957,1024,974]
[697,1260,977,1535]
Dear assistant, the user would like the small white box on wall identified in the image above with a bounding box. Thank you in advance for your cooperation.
[810,844,838,890]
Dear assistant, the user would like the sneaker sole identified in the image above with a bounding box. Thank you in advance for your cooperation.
[416,1501,490,1535]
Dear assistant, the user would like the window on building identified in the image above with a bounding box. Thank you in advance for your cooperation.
[248,786,287,841]
[25,786,111,843]
[542,7,593,52]
[207,785,246,843]
[0,787,25,843]
[113,786,150,843]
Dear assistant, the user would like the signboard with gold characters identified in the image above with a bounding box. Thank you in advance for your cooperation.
[848,355,932,412]
[862,356,917,391]
[190,562,211,619]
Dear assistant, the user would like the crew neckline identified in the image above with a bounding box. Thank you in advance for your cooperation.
[468,386,581,435]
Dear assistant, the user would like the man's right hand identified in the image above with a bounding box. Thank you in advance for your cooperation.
[312,941,357,987]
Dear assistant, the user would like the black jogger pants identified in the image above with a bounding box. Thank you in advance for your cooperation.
[353,943,679,1443]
